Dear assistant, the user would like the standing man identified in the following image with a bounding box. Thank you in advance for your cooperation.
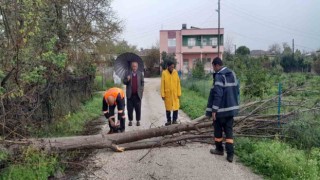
[123,61,144,126]
[103,87,126,134]
[205,57,239,163]
[161,61,181,126]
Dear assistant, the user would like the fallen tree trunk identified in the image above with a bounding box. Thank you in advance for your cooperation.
[120,134,213,151]
[5,107,315,152]
[11,120,214,152]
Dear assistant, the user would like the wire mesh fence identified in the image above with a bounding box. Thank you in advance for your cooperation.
[181,74,320,126]
[181,73,320,149]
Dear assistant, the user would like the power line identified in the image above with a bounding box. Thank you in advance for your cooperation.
[224,0,320,37]
[222,1,320,40]
[122,2,215,40]
[225,29,315,51]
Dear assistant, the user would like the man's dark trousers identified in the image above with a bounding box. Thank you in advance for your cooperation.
[214,116,234,155]
[127,94,141,121]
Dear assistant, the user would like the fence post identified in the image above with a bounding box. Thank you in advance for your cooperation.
[203,78,205,97]
[102,66,105,89]
[277,83,282,128]
[237,79,240,104]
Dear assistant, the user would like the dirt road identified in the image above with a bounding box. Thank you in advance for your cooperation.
[77,78,261,180]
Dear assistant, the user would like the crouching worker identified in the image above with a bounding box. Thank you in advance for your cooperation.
[102,87,126,134]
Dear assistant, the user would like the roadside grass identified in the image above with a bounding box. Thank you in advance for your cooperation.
[1,94,103,180]
[0,148,61,180]
[180,87,207,119]
[33,94,102,137]
[0,150,8,162]
[181,78,211,99]
[236,138,320,180]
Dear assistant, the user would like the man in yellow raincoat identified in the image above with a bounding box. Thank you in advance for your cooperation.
[161,61,181,126]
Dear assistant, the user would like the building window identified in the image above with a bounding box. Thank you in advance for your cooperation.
[188,38,196,47]
[202,38,207,46]
[209,37,218,46]
[183,59,189,73]
[168,38,176,47]
[192,59,197,66]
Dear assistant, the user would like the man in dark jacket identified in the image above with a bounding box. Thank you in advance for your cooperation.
[206,57,239,163]
[123,61,144,126]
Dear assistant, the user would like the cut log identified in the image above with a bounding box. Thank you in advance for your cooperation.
[13,121,214,152]
[5,107,317,152]
[120,134,213,151]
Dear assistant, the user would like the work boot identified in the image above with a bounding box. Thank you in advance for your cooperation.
[128,121,132,126]
[227,154,234,162]
[165,121,171,126]
[215,141,224,152]
[107,129,114,134]
[136,121,140,126]
[226,142,234,159]
[210,149,224,155]
[172,120,178,124]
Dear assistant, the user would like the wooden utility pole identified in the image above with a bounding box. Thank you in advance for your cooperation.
[292,38,295,61]
[217,0,221,58]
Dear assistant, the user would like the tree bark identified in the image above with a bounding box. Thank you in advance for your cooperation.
[28,120,213,152]
[5,108,308,152]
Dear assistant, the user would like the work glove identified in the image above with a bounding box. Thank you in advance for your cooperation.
[205,111,212,117]
[104,112,110,119]
[109,117,118,128]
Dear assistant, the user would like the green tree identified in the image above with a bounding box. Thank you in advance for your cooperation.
[312,51,320,74]
[236,46,250,56]
[192,60,205,79]
[160,51,176,69]
[243,57,269,99]
[279,45,309,72]
[144,46,160,72]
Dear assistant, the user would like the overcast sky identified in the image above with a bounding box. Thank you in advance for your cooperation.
[112,0,320,52]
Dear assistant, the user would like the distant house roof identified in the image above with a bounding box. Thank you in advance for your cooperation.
[250,50,276,57]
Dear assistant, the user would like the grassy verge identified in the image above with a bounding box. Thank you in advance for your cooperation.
[34,94,103,137]
[1,94,104,179]
[0,148,61,180]
[236,138,320,179]
[180,87,207,119]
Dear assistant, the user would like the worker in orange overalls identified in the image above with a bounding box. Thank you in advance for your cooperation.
[102,87,126,134]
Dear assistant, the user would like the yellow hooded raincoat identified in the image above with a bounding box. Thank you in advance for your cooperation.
[161,69,181,111]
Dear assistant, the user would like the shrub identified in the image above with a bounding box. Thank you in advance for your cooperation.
[283,113,320,150]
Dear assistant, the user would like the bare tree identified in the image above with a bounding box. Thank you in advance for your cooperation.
[224,35,235,54]
[268,43,282,54]
[0,0,123,137]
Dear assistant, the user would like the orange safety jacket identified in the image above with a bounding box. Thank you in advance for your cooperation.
[104,87,125,105]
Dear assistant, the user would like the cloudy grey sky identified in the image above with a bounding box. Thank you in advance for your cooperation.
[112,0,320,52]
